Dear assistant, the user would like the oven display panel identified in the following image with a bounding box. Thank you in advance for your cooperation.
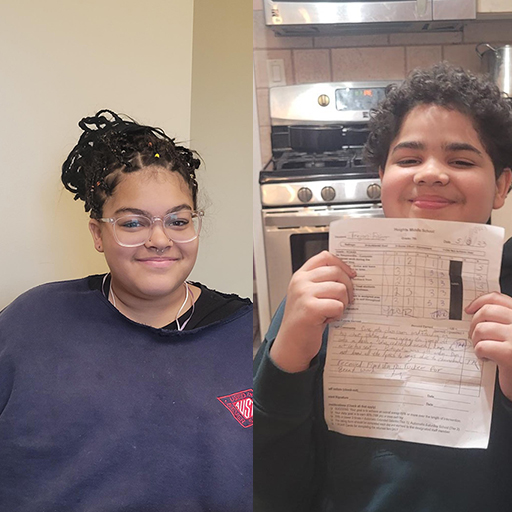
[335,87,386,111]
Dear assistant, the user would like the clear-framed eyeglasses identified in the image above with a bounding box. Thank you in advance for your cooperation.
[100,209,204,247]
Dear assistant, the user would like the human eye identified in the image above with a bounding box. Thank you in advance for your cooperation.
[395,157,421,166]
[450,159,475,168]
[165,212,191,229]
[118,215,149,230]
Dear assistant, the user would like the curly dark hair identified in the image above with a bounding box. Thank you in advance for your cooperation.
[61,109,201,218]
[363,62,512,179]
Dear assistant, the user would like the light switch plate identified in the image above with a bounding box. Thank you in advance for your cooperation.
[266,59,286,87]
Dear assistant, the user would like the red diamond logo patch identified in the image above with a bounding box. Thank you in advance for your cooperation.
[217,389,253,428]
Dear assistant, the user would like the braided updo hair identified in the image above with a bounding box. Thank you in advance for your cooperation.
[62,109,201,219]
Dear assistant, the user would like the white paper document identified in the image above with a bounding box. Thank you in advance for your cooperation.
[324,218,504,448]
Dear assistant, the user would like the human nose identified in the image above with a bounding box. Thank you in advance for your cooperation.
[412,159,450,186]
[146,218,173,251]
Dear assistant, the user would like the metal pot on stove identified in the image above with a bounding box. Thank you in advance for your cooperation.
[476,43,512,96]
[289,125,370,153]
[289,125,343,153]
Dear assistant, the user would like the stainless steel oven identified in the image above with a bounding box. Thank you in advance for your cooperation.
[260,81,392,316]
[264,0,476,35]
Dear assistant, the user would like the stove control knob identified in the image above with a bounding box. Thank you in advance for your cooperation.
[367,183,381,200]
[321,186,336,202]
[318,94,330,107]
[297,187,313,203]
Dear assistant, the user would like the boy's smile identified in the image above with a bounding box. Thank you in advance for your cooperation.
[379,104,511,223]
[410,195,456,209]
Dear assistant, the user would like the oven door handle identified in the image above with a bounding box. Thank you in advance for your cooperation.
[263,206,383,229]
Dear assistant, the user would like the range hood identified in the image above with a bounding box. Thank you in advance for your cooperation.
[264,0,476,36]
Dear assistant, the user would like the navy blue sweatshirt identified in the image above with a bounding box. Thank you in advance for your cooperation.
[0,278,253,511]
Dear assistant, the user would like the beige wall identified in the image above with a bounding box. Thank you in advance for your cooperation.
[0,1,195,309]
[189,0,253,298]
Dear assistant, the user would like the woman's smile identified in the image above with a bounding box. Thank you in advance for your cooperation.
[136,256,179,269]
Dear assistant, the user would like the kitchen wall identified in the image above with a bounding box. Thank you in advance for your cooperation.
[253,1,512,240]
[254,4,512,163]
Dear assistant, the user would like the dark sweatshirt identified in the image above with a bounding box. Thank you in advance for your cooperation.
[254,239,512,512]
[0,278,253,511]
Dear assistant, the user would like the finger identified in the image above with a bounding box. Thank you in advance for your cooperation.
[470,321,510,345]
[291,265,354,303]
[318,298,347,323]
[306,267,353,296]
[305,264,351,283]
[290,279,353,308]
[324,315,345,324]
[298,297,346,325]
[304,266,354,302]
[301,250,356,277]
[474,339,512,368]
[468,304,512,338]
[465,291,512,315]
[312,281,350,305]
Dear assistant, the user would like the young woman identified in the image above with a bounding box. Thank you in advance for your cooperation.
[0,110,252,511]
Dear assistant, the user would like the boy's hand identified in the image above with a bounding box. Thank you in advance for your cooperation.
[270,251,356,373]
[466,292,512,401]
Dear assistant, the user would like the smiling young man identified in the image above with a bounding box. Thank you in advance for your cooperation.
[379,104,510,222]
[254,63,512,512]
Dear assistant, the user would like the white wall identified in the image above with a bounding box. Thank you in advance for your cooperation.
[0,1,195,309]
[492,198,512,243]
[188,0,253,298]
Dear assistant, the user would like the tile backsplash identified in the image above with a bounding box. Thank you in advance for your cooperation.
[253,3,512,164]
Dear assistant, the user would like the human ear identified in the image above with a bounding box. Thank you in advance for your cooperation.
[493,168,512,210]
[378,168,384,180]
[89,219,104,253]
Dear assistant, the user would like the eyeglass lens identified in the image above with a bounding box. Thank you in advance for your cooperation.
[113,211,201,246]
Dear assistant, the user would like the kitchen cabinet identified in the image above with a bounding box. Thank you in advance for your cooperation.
[478,0,512,14]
